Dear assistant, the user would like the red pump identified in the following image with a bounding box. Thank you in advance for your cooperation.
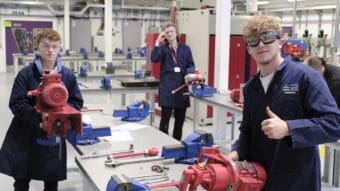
[28,74,82,138]
[178,147,267,191]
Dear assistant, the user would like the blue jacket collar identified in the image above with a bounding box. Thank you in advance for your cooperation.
[34,53,62,75]
[277,55,295,72]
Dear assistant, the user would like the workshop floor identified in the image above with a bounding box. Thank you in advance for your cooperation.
[0,72,338,191]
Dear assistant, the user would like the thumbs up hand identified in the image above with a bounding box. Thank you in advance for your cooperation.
[261,106,291,139]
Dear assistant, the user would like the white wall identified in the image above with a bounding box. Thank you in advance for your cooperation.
[0,13,58,73]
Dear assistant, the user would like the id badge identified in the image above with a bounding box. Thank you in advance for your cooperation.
[174,66,181,73]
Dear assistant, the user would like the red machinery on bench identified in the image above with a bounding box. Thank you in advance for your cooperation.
[28,74,82,141]
[149,147,267,191]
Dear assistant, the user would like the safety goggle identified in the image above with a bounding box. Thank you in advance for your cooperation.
[246,31,281,47]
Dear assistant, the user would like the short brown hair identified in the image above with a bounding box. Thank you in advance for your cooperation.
[304,56,325,70]
[163,23,179,36]
[36,29,61,45]
[243,15,282,37]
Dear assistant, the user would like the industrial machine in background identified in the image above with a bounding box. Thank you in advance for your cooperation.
[27,73,82,157]
[281,39,308,62]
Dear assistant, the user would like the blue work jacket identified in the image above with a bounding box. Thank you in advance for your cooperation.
[233,56,340,191]
[151,43,195,108]
[0,56,83,181]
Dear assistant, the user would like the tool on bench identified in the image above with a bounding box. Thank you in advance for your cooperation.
[131,173,170,185]
[105,156,165,168]
[68,108,112,145]
[80,144,134,160]
[78,82,89,88]
[113,100,150,122]
[106,174,150,191]
[230,88,244,108]
[161,131,214,164]
[150,147,267,191]
[178,147,267,191]
[105,147,163,167]
[101,76,112,89]
[79,65,88,77]
[110,147,158,159]
[172,67,216,97]
[106,147,266,191]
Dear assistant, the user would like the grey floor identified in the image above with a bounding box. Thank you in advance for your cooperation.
[0,72,338,191]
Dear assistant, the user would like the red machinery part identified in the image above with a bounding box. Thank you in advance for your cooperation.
[111,147,159,159]
[230,89,241,103]
[27,74,82,138]
[178,147,267,191]
[172,71,205,94]
[42,83,68,108]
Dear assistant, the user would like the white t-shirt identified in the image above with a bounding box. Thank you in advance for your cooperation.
[260,72,274,94]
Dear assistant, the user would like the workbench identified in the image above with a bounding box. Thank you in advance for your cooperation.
[190,93,242,151]
[76,70,135,83]
[75,126,187,191]
[79,80,158,126]
[12,53,146,74]
[322,141,340,188]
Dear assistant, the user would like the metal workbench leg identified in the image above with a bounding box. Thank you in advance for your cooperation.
[333,150,340,187]
[193,98,199,132]
[323,145,335,185]
[231,113,236,141]
[121,93,126,106]
[149,93,155,126]
[13,55,19,75]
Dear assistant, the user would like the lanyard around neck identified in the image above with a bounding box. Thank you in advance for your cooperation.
[171,46,177,64]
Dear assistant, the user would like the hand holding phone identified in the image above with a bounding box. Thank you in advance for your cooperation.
[158,31,167,43]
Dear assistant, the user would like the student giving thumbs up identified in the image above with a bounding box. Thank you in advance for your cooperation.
[261,106,291,139]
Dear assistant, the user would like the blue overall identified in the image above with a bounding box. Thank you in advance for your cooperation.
[233,56,340,191]
[151,43,195,108]
[0,55,83,181]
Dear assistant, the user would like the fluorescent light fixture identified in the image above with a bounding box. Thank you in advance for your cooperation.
[287,0,304,2]
[258,1,269,5]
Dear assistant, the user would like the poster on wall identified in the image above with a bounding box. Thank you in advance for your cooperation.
[5,20,52,66]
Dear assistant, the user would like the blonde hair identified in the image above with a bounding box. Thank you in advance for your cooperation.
[243,15,282,37]
[36,29,61,45]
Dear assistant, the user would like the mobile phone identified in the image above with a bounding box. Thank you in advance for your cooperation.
[161,35,168,42]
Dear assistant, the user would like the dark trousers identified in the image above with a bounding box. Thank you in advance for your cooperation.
[159,107,187,141]
[14,179,58,191]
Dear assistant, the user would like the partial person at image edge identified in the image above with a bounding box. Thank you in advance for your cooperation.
[226,15,340,191]
[304,55,340,108]
[0,29,83,191]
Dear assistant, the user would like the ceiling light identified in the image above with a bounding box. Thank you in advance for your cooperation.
[287,0,304,2]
